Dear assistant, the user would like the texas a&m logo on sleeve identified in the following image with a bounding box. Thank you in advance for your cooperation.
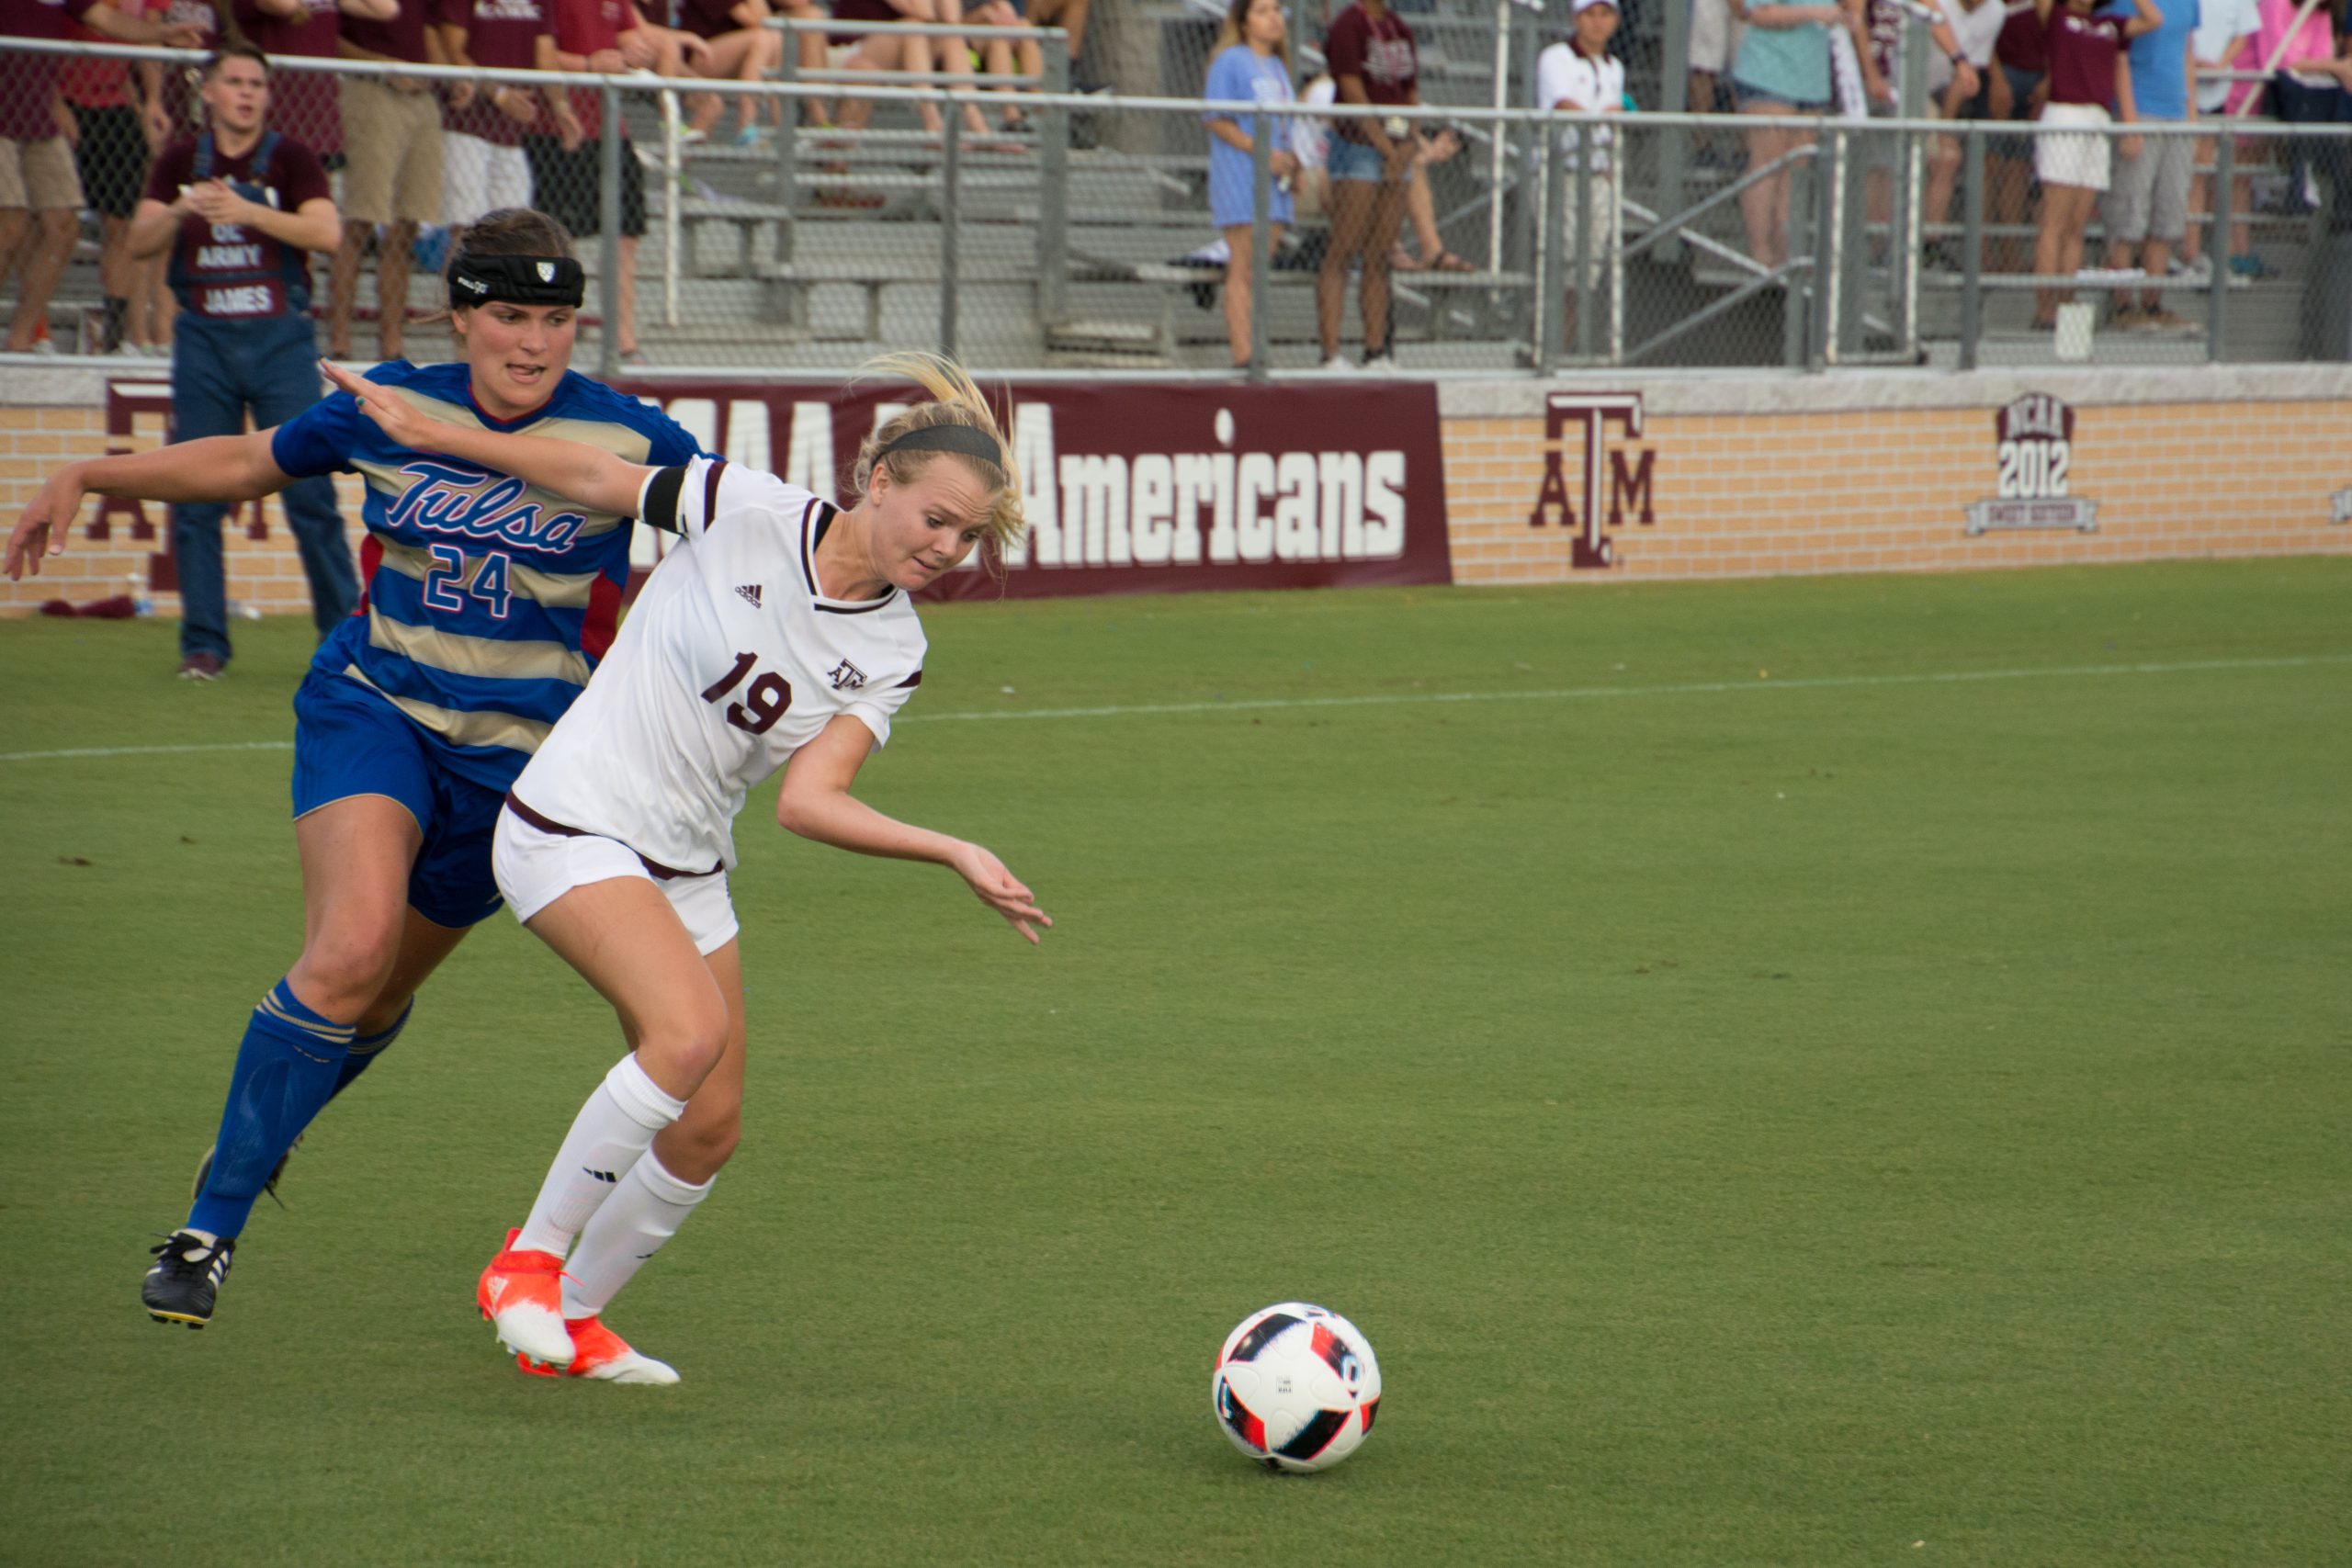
[1965,394,2098,536]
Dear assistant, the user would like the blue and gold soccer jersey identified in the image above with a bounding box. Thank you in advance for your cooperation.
[273,361,705,795]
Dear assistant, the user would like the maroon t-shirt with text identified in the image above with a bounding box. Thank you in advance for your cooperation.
[2045,7,2124,107]
[1323,4,1418,143]
[445,0,557,147]
[233,0,344,153]
[144,132,332,318]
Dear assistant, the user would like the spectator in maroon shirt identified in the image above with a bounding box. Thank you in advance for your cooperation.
[1316,0,1419,371]
[129,42,354,674]
[0,0,201,353]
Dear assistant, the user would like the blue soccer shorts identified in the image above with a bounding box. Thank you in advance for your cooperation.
[289,670,508,930]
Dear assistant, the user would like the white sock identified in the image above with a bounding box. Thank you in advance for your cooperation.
[514,1055,685,1258]
[560,1151,714,1318]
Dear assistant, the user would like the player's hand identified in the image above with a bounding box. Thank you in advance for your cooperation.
[161,21,205,46]
[141,98,173,148]
[320,360,441,451]
[949,841,1051,944]
[447,79,478,110]
[2118,133,2143,159]
[556,102,585,151]
[588,47,628,73]
[5,468,88,581]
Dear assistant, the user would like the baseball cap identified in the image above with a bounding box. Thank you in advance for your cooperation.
[1571,0,1618,12]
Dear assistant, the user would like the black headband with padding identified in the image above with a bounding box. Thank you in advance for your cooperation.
[876,421,1004,469]
[448,252,586,309]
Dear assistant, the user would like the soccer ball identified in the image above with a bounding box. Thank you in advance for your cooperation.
[1211,1302,1383,1473]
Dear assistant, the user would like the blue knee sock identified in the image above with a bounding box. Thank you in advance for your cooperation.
[332,998,413,1100]
[187,980,354,1239]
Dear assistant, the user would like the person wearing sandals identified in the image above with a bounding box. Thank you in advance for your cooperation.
[1537,0,1626,347]
[1317,0,1419,371]
[1204,0,1297,371]
[1390,125,1472,273]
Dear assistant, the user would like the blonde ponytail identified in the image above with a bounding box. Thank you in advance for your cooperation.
[852,352,1026,553]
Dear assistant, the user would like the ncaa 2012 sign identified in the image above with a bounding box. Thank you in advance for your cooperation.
[1965,394,2098,536]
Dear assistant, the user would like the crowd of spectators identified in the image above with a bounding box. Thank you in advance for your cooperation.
[1,0,1089,358]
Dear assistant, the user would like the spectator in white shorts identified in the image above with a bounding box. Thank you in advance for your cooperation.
[2030,0,2161,330]
[2102,0,2201,330]
[330,0,447,361]
[1537,0,1625,348]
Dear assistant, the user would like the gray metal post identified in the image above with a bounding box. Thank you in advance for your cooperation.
[1038,47,1071,326]
[1658,0,1691,267]
[1960,125,1984,369]
[2207,130,2234,359]
[1894,16,1930,357]
[1572,130,1594,360]
[1810,130,1840,370]
[1538,128,1565,374]
[940,96,961,358]
[1784,150,1812,369]
[1249,112,1273,379]
[775,27,798,267]
[599,79,622,378]
[1839,122,1871,356]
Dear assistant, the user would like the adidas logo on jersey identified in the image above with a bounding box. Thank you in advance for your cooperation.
[735,584,763,608]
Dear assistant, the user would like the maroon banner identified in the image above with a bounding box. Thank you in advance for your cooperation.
[614,379,1452,600]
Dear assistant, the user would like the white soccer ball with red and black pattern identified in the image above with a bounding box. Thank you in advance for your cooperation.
[1211,1302,1383,1473]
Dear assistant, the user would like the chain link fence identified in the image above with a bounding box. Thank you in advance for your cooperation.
[4,34,2349,372]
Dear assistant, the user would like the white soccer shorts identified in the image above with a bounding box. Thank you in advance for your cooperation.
[492,806,740,957]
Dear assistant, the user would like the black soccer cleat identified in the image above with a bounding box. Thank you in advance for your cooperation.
[144,1229,234,1328]
[190,1133,300,1210]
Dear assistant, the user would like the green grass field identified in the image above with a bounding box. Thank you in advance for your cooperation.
[3,558,2347,1567]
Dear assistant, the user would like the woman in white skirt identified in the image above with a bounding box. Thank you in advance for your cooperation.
[325,352,1050,1383]
[2030,0,2161,328]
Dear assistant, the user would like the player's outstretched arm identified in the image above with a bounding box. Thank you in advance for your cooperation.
[5,432,290,581]
[321,360,654,517]
[776,716,1053,944]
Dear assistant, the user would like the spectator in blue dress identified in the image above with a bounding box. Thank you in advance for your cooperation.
[1204,0,1298,370]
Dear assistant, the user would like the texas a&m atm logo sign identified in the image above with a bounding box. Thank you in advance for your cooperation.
[1526,392,1656,569]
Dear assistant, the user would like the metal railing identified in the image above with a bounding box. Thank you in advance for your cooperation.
[4,38,2350,376]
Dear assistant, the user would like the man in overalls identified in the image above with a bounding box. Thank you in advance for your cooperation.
[129,42,356,681]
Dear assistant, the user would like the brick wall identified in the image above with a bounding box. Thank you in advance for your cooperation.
[0,391,373,619]
[6,367,2349,617]
[1440,368,2352,584]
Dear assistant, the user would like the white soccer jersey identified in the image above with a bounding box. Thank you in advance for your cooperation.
[507,456,928,874]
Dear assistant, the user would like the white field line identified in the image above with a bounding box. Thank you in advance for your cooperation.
[1,653,2346,764]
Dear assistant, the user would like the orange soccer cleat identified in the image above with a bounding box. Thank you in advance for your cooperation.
[515,1314,680,1385]
[476,1228,573,1368]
